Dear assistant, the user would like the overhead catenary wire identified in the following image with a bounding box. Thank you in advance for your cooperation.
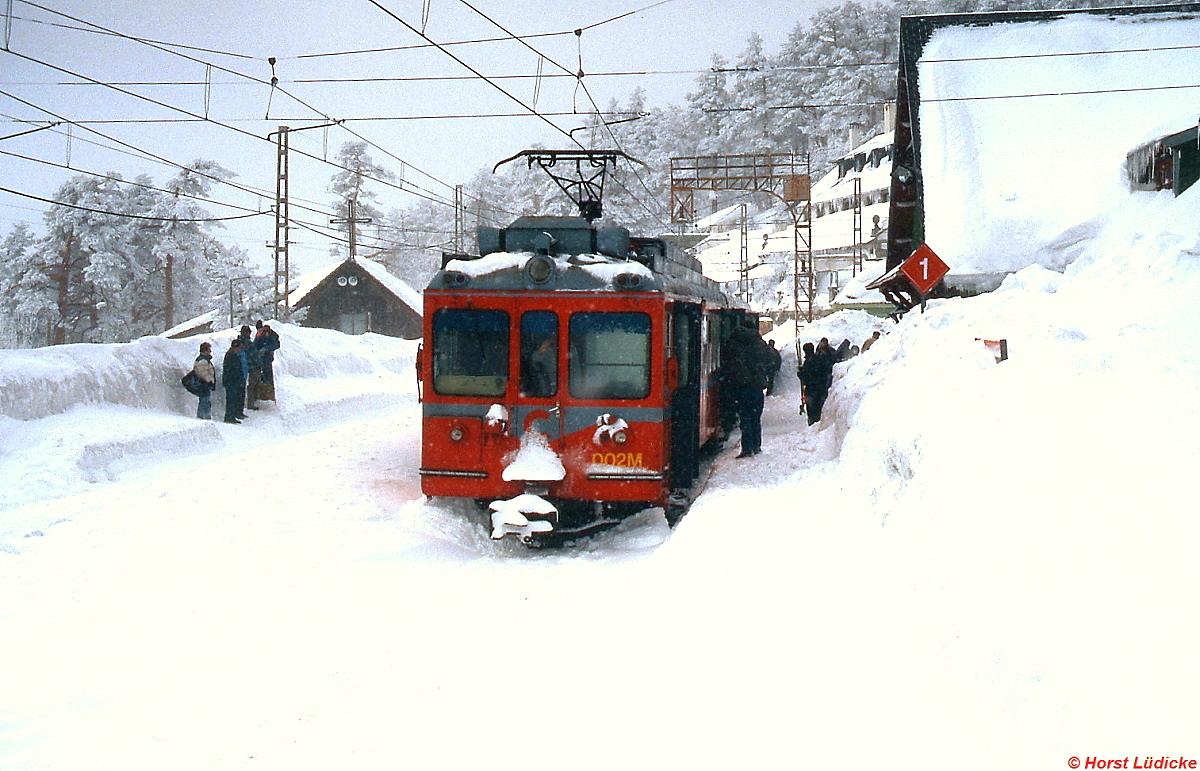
[0,146,270,217]
[289,0,680,61]
[446,0,669,224]
[0,103,375,253]
[12,36,1200,88]
[0,184,266,222]
[700,81,1200,112]
[9,0,495,217]
[1,47,466,217]
[0,110,645,124]
[0,95,343,220]
[362,0,582,150]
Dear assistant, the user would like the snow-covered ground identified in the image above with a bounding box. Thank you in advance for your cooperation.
[2,180,1198,769]
[3,11,1200,769]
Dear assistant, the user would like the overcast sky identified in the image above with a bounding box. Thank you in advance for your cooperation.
[0,0,836,272]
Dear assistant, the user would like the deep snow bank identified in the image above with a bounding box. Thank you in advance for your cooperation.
[919,12,1200,276]
[0,325,419,538]
[812,186,1200,761]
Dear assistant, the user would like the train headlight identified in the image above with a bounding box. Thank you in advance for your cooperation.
[525,255,555,284]
[443,270,469,287]
[613,430,628,444]
[449,426,465,442]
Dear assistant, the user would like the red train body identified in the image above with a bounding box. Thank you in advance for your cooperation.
[418,215,745,542]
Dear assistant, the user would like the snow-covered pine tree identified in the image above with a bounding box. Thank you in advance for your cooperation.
[328,141,399,261]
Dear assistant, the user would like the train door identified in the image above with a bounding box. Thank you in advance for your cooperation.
[514,308,562,439]
[669,302,702,489]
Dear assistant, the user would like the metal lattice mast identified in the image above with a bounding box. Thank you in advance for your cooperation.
[272,125,290,319]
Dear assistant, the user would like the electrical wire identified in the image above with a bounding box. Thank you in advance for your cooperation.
[362,0,581,148]
[4,110,644,124]
[6,8,258,60]
[700,81,1200,112]
[11,0,489,216]
[0,146,269,217]
[447,0,669,224]
[0,184,266,222]
[0,96,336,220]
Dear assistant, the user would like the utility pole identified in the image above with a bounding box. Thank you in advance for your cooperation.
[268,119,343,318]
[331,199,372,261]
[853,176,863,277]
[739,203,749,300]
[271,125,290,319]
[453,184,465,253]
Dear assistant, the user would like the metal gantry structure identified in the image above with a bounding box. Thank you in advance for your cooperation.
[669,153,814,327]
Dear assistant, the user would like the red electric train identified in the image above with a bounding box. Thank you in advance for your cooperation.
[418,155,748,544]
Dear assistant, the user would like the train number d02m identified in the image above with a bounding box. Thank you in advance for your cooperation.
[591,452,644,468]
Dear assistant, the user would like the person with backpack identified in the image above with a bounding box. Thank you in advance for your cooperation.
[188,342,216,420]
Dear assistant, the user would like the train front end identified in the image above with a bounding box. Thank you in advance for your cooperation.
[418,217,675,543]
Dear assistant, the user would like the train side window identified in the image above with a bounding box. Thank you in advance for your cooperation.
[431,308,509,396]
[520,311,558,398]
[568,312,651,400]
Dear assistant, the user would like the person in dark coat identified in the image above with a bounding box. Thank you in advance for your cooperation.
[764,340,783,396]
[222,338,247,424]
[254,321,281,401]
[721,321,774,458]
[238,325,263,410]
[798,341,834,426]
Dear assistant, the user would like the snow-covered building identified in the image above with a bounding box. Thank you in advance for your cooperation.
[288,256,423,339]
[886,4,1200,284]
[161,310,220,340]
[1127,112,1200,197]
[689,126,894,320]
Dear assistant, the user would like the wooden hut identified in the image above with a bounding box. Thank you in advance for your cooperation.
[288,257,422,339]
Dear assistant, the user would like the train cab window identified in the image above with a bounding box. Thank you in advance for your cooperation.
[568,312,651,400]
[432,308,509,396]
[520,311,558,398]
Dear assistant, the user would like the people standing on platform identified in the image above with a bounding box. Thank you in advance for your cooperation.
[191,342,216,420]
[764,340,783,396]
[798,341,834,426]
[222,338,247,424]
[721,320,775,458]
[254,321,281,402]
[238,325,263,411]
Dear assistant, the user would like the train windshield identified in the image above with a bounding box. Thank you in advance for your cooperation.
[432,308,509,396]
[520,311,558,398]
[568,312,651,400]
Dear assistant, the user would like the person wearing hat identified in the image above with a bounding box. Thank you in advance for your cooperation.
[222,338,247,424]
[192,342,216,420]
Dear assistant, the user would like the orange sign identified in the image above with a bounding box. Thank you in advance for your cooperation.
[899,244,949,295]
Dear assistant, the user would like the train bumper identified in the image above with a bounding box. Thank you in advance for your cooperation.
[489,493,558,541]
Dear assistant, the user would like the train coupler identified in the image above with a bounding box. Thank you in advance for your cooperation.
[489,493,559,541]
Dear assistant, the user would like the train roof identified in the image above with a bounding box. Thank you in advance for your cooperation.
[426,214,741,307]
[428,249,736,307]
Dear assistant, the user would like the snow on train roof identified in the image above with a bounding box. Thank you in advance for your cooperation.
[917,10,1200,276]
[444,250,654,284]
